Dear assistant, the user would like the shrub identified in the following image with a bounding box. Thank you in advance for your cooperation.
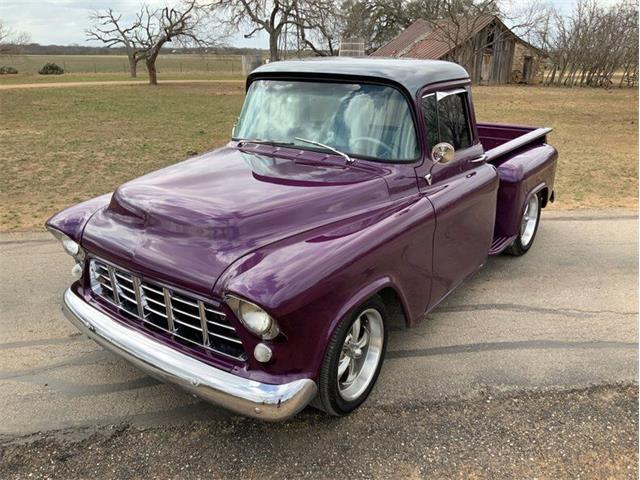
[0,66,19,75]
[38,62,64,75]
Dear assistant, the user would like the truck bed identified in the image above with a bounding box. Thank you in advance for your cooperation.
[477,123,552,166]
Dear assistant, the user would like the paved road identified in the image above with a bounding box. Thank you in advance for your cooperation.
[0,79,244,90]
[0,210,637,437]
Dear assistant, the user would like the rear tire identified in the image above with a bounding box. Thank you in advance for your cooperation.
[314,296,388,416]
[506,192,541,256]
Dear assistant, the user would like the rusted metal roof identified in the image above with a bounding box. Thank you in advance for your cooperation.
[370,19,433,57]
[404,15,496,59]
[372,15,540,60]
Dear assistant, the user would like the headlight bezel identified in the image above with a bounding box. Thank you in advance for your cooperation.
[46,226,85,263]
[225,294,280,340]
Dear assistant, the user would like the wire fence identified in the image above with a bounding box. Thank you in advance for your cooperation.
[0,54,243,75]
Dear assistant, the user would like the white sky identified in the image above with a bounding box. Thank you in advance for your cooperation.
[0,0,623,48]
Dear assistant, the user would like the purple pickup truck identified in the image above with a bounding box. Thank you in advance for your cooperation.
[48,58,557,420]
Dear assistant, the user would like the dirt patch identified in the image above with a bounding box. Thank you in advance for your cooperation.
[1,384,637,479]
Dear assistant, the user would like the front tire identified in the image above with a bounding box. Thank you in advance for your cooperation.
[314,296,388,416]
[506,192,541,256]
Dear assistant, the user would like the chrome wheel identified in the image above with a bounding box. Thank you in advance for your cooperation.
[520,194,540,247]
[337,308,384,401]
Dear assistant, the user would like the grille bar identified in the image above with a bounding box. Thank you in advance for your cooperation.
[89,259,246,361]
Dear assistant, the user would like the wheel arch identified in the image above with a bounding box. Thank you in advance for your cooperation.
[327,277,412,336]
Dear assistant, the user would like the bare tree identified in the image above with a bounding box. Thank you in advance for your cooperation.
[208,1,291,61]
[134,1,214,85]
[291,0,343,56]
[539,0,638,88]
[340,0,411,53]
[87,10,143,78]
[0,19,31,55]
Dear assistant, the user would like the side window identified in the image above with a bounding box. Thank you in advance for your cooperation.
[421,90,473,151]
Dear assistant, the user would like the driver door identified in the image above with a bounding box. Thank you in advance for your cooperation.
[417,87,499,309]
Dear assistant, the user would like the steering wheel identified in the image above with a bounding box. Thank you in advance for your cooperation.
[350,136,393,156]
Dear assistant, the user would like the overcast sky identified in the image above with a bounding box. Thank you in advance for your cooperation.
[0,0,621,48]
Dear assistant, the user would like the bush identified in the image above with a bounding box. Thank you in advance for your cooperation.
[38,62,64,75]
[0,66,18,75]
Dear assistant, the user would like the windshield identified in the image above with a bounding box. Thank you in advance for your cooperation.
[235,80,419,162]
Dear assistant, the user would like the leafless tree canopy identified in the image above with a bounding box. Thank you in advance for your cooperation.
[535,0,638,88]
[87,10,144,77]
[87,1,220,85]
[0,19,31,55]
[206,0,347,61]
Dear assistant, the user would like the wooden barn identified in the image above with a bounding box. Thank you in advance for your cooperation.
[371,15,545,85]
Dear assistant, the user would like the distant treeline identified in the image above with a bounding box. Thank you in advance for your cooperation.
[11,43,267,56]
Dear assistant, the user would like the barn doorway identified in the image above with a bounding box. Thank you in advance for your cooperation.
[480,53,492,85]
[522,56,533,83]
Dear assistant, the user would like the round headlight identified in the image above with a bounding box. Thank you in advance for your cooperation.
[62,238,80,256]
[226,295,280,340]
[240,302,273,333]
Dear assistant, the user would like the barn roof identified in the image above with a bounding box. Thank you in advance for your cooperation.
[248,57,469,96]
[372,15,543,60]
[372,19,434,57]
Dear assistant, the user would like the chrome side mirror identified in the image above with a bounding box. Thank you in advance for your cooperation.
[431,142,455,164]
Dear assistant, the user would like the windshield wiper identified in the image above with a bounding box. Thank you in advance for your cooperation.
[236,138,294,147]
[294,137,354,164]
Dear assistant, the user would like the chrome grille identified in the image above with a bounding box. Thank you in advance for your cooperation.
[89,259,246,360]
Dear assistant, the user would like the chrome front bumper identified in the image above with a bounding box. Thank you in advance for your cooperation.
[62,288,317,421]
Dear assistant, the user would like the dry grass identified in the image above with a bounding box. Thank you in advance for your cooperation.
[0,82,244,231]
[0,71,244,85]
[0,53,242,75]
[474,85,638,210]
[0,83,637,232]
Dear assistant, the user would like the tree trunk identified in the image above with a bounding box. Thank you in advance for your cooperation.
[147,58,158,85]
[269,32,279,62]
[129,57,137,78]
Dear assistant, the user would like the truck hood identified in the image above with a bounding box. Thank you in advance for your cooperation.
[82,146,391,297]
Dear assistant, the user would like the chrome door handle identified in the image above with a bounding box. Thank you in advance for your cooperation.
[470,154,488,163]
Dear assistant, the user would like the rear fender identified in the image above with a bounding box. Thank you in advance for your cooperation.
[494,144,557,238]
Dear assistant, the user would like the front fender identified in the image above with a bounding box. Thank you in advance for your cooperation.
[45,193,112,241]
[215,196,436,380]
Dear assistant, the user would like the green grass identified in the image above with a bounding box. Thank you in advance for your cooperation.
[0,83,637,231]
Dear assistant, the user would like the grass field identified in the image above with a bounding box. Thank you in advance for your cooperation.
[1,54,242,74]
[474,86,638,210]
[0,82,637,231]
[0,71,245,85]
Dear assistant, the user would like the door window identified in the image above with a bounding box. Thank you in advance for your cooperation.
[422,90,473,150]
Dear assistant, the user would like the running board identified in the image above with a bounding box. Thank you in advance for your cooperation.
[489,235,517,255]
